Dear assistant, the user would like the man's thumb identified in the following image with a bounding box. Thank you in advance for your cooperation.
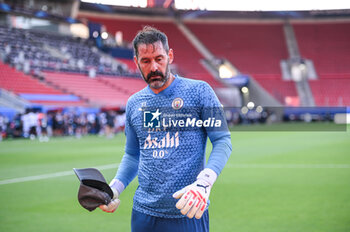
[172,187,186,199]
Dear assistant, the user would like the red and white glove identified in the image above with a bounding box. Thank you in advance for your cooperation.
[173,168,217,219]
[99,179,124,213]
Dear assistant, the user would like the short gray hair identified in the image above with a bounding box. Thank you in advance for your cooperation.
[133,26,169,58]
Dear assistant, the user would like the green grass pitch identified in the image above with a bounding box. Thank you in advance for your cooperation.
[0,123,349,232]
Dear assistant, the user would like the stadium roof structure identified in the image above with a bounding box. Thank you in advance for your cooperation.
[79,2,350,21]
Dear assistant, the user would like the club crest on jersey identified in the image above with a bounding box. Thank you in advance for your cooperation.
[172,98,184,110]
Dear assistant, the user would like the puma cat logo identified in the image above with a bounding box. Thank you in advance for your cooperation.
[197,184,209,193]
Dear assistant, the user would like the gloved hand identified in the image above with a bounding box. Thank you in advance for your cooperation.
[173,168,217,219]
[99,179,123,213]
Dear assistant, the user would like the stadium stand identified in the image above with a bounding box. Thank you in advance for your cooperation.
[117,58,138,73]
[254,79,298,104]
[42,71,144,107]
[0,61,85,106]
[99,76,146,96]
[79,14,223,87]
[293,22,350,106]
[0,23,144,107]
[293,22,350,76]
[1,0,81,24]
[185,21,297,103]
[186,22,288,75]
[309,79,350,106]
[0,25,131,76]
[1,6,349,109]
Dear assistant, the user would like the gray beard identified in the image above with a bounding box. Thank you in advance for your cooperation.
[139,63,170,89]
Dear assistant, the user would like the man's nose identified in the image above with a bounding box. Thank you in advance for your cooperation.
[150,60,158,72]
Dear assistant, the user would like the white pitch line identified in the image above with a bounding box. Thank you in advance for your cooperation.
[1,163,349,186]
[0,163,119,185]
[227,164,350,169]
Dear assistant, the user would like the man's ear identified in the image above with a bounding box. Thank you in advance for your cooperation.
[168,49,174,64]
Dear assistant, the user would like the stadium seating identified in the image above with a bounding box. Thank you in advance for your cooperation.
[2,17,348,108]
[293,22,350,77]
[117,58,138,73]
[186,21,350,106]
[0,25,131,76]
[0,23,145,107]
[309,79,350,106]
[42,71,141,107]
[293,22,350,106]
[256,79,298,104]
[0,62,85,106]
[186,22,288,76]
[186,22,297,103]
[80,15,223,87]
[99,76,146,95]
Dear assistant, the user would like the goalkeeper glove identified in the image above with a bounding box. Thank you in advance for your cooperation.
[99,179,124,213]
[173,168,217,219]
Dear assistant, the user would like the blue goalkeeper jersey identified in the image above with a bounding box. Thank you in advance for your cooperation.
[116,75,232,218]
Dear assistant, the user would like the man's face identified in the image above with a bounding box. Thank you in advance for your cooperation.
[134,41,173,89]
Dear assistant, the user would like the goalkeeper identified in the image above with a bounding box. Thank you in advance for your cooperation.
[100,26,232,232]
